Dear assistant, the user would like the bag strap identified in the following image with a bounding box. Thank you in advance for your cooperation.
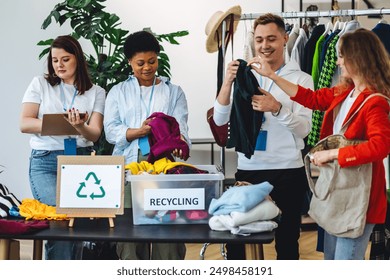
[340,93,390,134]
[216,14,235,96]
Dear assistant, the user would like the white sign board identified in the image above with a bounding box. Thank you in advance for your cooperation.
[59,165,122,208]
[56,155,125,217]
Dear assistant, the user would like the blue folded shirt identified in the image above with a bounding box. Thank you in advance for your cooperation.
[208,182,273,215]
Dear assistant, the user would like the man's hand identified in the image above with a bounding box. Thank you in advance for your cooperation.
[251,88,281,113]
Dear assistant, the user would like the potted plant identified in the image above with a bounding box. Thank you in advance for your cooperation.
[38,0,189,154]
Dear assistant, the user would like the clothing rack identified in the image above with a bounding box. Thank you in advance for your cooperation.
[241,8,390,20]
[240,7,390,189]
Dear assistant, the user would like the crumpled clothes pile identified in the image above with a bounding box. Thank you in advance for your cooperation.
[18,198,68,220]
[0,219,49,235]
[125,157,206,175]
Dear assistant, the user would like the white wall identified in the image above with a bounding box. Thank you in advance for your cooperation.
[0,0,283,200]
[1,0,388,200]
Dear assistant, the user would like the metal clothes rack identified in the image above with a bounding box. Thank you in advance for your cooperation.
[240,8,390,20]
[240,7,390,188]
[217,7,390,178]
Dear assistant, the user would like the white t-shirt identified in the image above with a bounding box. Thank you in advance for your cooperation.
[333,89,357,134]
[22,76,106,150]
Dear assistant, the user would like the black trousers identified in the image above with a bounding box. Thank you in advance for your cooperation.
[226,167,307,260]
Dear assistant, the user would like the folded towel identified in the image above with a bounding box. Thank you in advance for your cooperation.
[230,199,280,227]
[231,221,278,236]
[209,215,277,236]
[208,182,273,215]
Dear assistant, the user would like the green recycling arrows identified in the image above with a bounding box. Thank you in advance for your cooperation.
[76,171,106,200]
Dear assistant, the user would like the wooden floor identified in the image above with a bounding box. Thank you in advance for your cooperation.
[185,228,372,260]
[184,229,324,260]
[17,227,371,260]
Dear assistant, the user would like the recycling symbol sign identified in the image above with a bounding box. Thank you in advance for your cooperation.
[76,172,106,200]
[59,163,122,209]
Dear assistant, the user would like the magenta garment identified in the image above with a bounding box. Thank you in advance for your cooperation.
[0,219,49,235]
[147,112,189,163]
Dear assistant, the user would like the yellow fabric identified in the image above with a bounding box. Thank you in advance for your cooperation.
[19,199,68,220]
[125,157,196,175]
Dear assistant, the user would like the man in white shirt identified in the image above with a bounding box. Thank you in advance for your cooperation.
[213,13,313,260]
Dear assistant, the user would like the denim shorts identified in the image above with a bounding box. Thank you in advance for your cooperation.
[29,147,94,206]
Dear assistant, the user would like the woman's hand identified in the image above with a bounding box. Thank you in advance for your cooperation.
[172,148,184,159]
[310,149,339,166]
[172,135,188,160]
[247,56,274,78]
[65,108,88,128]
[139,118,153,137]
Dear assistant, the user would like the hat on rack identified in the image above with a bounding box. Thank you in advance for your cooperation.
[205,5,242,53]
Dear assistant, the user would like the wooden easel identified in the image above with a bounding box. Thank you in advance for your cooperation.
[68,214,116,228]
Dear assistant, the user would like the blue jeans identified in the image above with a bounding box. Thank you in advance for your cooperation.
[29,147,92,260]
[323,223,375,260]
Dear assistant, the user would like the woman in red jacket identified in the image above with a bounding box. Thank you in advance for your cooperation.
[248,28,390,259]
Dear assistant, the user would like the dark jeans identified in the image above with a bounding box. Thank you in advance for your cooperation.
[226,167,307,260]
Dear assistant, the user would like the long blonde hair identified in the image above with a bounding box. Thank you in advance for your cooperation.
[338,28,390,97]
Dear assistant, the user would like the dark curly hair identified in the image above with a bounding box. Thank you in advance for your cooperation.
[123,30,160,59]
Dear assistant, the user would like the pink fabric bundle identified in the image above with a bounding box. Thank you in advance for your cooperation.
[147,112,189,163]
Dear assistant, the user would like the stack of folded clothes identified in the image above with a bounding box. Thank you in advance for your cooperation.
[208,181,280,236]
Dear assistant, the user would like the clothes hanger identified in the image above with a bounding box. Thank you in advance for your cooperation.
[379,8,388,24]
[333,18,340,31]
[339,11,348,34]
[322,13,333,37]
[292,15,300,34]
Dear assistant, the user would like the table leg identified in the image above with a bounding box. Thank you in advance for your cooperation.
[33,240,43,260]
[211,143,214,165]
[245,244,264,260]
[0,239,10,260]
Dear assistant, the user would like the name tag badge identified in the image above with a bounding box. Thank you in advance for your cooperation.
[64,138,77,155]
[139,136,150,156]
[255,130,268,151]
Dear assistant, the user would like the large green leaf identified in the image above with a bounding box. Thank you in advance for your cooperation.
[67,0,92,8]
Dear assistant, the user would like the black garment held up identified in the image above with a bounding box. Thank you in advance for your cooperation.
[227,59,264,158]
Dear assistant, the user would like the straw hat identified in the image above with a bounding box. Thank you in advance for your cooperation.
[205,5,242,53]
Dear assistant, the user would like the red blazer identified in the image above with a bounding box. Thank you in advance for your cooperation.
[294,85,390,224]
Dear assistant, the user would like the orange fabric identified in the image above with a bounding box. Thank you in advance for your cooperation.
[19,199,68,220]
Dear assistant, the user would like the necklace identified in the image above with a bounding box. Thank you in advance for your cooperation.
[351,87,364,98]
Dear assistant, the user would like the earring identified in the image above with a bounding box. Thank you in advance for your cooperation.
[52,73,58,78]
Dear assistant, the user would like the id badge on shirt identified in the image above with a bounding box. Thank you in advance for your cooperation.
[255,130,268,151]
[139,136,150,156]
[64,138,77,155]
